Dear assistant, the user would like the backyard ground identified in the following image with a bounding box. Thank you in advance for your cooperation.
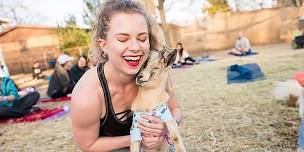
[0,43,302,151]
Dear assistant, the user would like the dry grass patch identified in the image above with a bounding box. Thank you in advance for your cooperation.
[0,44,303,151]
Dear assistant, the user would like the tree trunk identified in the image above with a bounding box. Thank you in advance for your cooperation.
[158,0,172,47]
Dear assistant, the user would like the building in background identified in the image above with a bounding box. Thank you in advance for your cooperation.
[0,25,61,74]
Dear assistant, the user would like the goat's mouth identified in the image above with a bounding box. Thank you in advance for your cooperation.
[136,79,148,85]
[123,55,142,67]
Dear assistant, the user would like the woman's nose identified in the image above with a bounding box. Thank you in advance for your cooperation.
[129,40,140,52]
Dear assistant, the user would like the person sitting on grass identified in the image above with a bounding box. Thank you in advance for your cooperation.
[47,54,74,99]
[228,32,254,56]
[0,75,40,119]
[70,56,89,84]
[32,60,46,80]
[294,30,304,49]
[174,42,196,65]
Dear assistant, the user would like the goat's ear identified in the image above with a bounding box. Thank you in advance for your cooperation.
[159,47,166,57]
[164,49,177,67]
[140,57,149,70]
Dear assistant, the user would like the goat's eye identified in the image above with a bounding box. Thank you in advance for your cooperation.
[150,71,155,77]
[152,67,160,70]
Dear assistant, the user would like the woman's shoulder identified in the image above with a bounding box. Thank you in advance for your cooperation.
[71,66,104,111]
[71,66,104,126]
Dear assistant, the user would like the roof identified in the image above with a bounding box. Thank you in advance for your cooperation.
[0,17,10,24]
[0,25,57,37]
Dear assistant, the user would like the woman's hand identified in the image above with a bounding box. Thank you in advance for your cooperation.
[139,115,167,149]
[141,134,165,149]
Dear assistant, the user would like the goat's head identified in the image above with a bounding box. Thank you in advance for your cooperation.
[136,46,177,88]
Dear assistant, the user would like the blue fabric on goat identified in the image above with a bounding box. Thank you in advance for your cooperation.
[227,63,265,84]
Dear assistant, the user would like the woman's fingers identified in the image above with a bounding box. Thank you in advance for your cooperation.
[139,115,167,137]
[139,126,161,137]
[141,135,164,149]
[142,115,162,123]
[139,118,163,130]
[139,123,162,136]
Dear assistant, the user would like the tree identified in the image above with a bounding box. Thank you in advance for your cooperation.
[0,0,40,25]
[83,0,101,27]
[157,0,170,44]
[56,15,91,50]
[207,0,229,14]
[279,0,303,6]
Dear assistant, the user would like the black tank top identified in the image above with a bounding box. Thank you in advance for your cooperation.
[97,63,133,137]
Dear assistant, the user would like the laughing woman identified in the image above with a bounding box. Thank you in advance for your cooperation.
[71,0,183,151]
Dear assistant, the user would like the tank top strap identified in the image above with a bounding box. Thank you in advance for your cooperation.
[97,63,112,121]
[97,63,133,137]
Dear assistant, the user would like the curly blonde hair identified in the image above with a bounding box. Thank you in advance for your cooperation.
[89,0,164,64]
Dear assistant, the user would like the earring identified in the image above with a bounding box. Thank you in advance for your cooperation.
[101,50,108,60]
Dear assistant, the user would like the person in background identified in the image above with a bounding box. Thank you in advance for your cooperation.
[0,63,9,78]
[294,30,304,48]
[0,75,40,119]
[47,54,74,99]
[70,56,89,84]
[228,32,253,56]
[174,42,196,65]
[32,60,46,79]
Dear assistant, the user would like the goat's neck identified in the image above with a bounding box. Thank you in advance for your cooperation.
[132,84,168,112]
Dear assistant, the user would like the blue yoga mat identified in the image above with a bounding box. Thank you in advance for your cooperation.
[229,48,258,57]
[194,56,215,62]
[227,63,266,84]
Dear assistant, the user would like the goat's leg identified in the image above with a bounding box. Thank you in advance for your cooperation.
[130,141,140,152]
[144,142,168,152]
[165,120,186,152]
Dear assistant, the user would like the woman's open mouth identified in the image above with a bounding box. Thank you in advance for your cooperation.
[123,56,141,67]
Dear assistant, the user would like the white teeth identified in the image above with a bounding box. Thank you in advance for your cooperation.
[123,56,140,61]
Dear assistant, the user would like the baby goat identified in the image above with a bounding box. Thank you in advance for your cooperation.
[130,47,186,152]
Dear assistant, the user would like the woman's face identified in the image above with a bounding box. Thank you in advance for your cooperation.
[177,44,182,50]
[99,13,150,76]
[64,61,73,70]
[78,57,87,68]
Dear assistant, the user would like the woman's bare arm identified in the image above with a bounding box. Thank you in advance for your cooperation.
[71,68,130,151]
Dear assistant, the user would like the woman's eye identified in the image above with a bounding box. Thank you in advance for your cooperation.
[138,36,147,42]
[118,39,127,42]
[138,38,146,42]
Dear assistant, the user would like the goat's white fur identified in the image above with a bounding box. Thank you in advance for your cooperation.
[273,79,304,118]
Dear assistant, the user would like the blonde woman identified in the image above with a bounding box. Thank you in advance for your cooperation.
[71,0,183,151]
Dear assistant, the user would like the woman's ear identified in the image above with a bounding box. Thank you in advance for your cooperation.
[98,39,107,51]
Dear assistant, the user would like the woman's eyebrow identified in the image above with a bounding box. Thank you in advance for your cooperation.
[115,33,129,36]
[115,32,148,36]
[138,32,148,36]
